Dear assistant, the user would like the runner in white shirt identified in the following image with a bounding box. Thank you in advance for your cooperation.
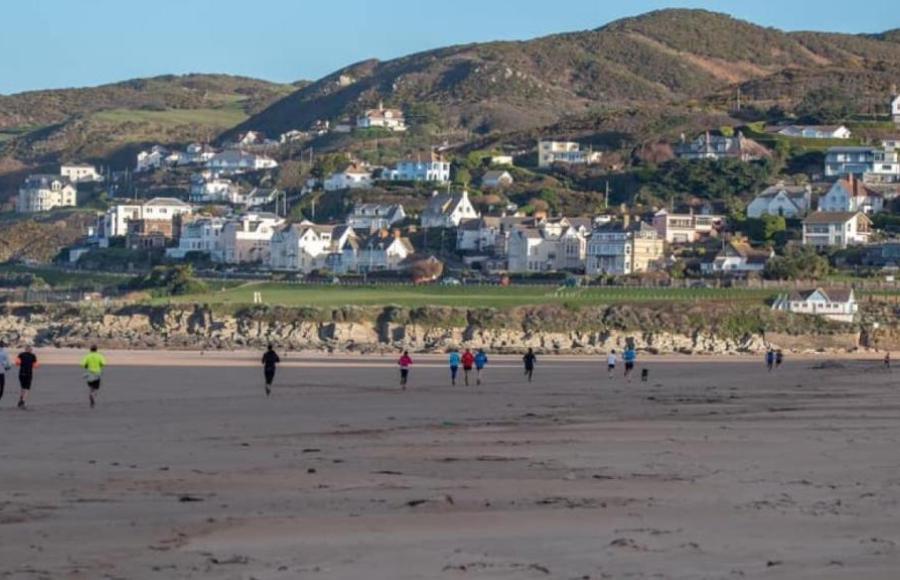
[606,350,618,379]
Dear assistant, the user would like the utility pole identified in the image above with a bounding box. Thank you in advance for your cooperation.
[604,181,610,210]
[736,86,742,113]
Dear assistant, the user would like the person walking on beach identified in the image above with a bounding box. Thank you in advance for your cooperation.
[15,345,38,409]
[261,344,280,397]
[523,348,537,383]
[885,351,892,371]
[606,350,618,380]
[81,345,106,408]
[461,348,475,386]
[398,351,413,390]
[474,349,488,385]
[448,349,461,386]
[765,349,775,372]
[0,341,10,402]
[775,350,784,370]
[623,347,637,383]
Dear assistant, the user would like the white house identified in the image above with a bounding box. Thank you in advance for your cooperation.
[207,150,278,173]
[652,210,724,243]
[185,143,218,164]
[507,218,589,273]
[269,222,355,272]
[390,154,450,183]
[772,288,858,323]
[802,211,872,249]
[675,132,770,161]
[61,164,102,183]
[482,170,514,189]
[893,94,900,124]
[166,217,226,260]
[421,190,479,228]
[825,146,900,180]
[324,164,374,191]
[746,183,813,218]
[537,141,602,168]
[356,102,406,132]
[701,241,773,275]
[136,146,170,172]
[17,175,77,213]
[818,175,884,214]
[346,232,415,273]
[97,197,193,246]
[346,203,406,231]
[220,213,285,264]
[456,217,501,253]
[190,175,241,204]
[776,125,851,139]
[489,155,514,166]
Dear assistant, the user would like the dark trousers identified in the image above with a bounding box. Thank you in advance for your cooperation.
[264,368,276,386]
[0,373,4,399]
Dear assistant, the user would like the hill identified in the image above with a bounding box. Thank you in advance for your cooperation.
[231,9,900,138]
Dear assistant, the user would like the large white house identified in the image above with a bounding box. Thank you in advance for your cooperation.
[701,241,773,275]
[356,102,406,132]
[390,154,450,183]
[220,213,285,264]
[269,222,355,272]
[675,132,770,162]
[746,183,812,218]
[818,175,884,214]
[61,164,102,183]
[324,164,374,191]
[772,288,858,323]
[776,125,851,139]
[346,203,406,231]
[17,175,77,213]
[190,174,242,204]
[165,217,226,260]
[652,210,724,244]
[207,150,278,174]
[802,211,872,249]
[136,146,169,172]
[97,197,193,246]
[421,190,479,228]
[825,145,900,180]
[507,218,590,273]
[537,141,602,168]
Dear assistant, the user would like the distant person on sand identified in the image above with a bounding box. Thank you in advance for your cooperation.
[606,350,618,379]
[15,345,38,409]
[398,351,413,389]
[623,347,637,383]
[462,348,475,386]
[885,352,892,371]
[775,350,784,370]
[474,349,488,385]
[0,341,10,402]
[448,349,461,386]
[523,348,537,382]
[261,344,280,397]
[81,345,106,408]
[766,349,775,372]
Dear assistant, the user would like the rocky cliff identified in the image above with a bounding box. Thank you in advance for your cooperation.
[0,302,884,355]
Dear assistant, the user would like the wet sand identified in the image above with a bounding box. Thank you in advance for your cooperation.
[0,352,898,579]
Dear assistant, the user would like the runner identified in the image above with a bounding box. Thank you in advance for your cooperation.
[461,348,475,386]
[606,350,618,379]
[15,345,38,409]
[523,348,537,383]
[448,349,460,386]
[261,344,280,397]
[474,349,488,385]
[81,345,106,408]
[398,351,413,389]
[765,349,775,372]
[623,346,637,383]
[0,341,10,402]
[885,351,892,371]
[775,350,784,370]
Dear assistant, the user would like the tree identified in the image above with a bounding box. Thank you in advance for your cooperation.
[127,264,208,296]
[745,214,787,242]
[795,86,859,124]
[409,257,444,284]
[764,247,830,280]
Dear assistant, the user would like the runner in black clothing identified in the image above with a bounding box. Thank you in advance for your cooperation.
[523,348,537,383]
[261,344,280,397]
[15,346,37,409]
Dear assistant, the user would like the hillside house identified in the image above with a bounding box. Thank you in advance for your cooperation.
[893,94,900,124]
[346,203,406,231]
[652,210,724,244]
[97,197,193,247]
[507,218,589,273]
[61,164,102,183]
[825,146,900,180]
[356,102,407,132]
[389,153,450,183]
[136,146,169,172]
[776,125,851,139]
[675,132,770,161]
[190,175,242,204]
[269,222,355,273]
[17,175,77,213]
[220,213,285,264]
[818,175,884,214]
[802,211,872,249]
[772,288,858,323]
[324,164,374,191]
[207,150,278,174]
[166,217,227,260]
[746,183,812,218]
[586,220,664,276]
[701,241,773,275]
[482,170,514,189]
[343,231,415,274]
[537,141,602,168]
[421,190,479,228]
[489,155,514,166]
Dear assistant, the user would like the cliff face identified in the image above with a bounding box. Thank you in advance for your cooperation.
[0,303,875,354]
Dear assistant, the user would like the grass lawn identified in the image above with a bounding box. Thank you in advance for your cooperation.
[163,283,781,309]
[0,264,126,288]
[91,107,248,128]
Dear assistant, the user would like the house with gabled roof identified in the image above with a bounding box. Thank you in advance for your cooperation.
[746,183,812,218]
[776,125,851,139]
[356,102,406,132]
[701,240,773,275]
[676,132,770,162]
[347,203,406,231]
[802,211,872,249]
[818,174,884,214]
[772,287,858,323]
[421,190,479,228]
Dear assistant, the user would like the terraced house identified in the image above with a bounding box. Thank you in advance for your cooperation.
[17,175,77,213]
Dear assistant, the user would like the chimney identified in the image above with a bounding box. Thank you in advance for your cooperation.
[623,214,631,229]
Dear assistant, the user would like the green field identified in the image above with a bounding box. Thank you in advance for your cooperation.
[164,283,780,309]
[91,107,248,128]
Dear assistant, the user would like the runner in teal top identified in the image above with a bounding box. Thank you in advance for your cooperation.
[448,350,461,386]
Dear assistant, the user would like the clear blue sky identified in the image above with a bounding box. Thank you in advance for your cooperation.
[2,0,898,95]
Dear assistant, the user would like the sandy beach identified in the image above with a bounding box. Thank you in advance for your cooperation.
[1,351,898,579]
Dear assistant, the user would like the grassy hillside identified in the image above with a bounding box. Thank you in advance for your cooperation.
[231,9,900,138]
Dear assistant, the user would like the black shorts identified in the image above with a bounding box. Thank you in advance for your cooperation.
[400,368,409,379]
[625,362,635,371]
[608,364,615,371]
[264,368,276,384]
[19,374,33,390]
[87,379,101,390]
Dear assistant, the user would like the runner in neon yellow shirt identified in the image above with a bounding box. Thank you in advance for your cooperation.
[81,345,106,408]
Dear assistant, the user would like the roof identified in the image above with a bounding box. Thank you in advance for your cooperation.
[756,183,810,199]
[777,125,847,133]
[787,287,853,303]
[803,211,869,224]
[423,191,468,218]
[834,175,882,199]
[483,170,512,181]
[145,197,190,207]
[23,174,72,187]
[826,146,874,153]
[727,242,772,264]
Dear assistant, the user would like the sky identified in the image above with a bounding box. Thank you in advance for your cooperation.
[1,0,898,95]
